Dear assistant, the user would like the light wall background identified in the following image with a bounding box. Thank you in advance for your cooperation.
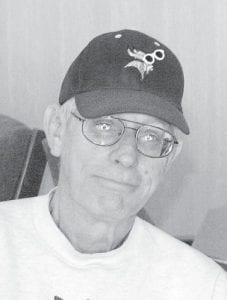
[0,0,227,237]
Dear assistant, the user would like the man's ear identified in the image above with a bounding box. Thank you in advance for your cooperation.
[43,104,66,157]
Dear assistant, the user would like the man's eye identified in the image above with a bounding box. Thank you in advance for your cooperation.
[96,122,111,131]
[143,133,159,142]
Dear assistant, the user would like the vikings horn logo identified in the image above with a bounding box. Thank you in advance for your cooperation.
[124,48,165,80]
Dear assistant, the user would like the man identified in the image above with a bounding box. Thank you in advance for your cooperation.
[0,29,226,299]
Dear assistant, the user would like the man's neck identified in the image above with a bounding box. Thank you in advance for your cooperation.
[49,190,135,254]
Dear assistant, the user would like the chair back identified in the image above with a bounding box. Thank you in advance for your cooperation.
[0,114,47,201]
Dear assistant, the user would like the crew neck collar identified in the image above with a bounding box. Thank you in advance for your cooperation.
[33,191,142,268]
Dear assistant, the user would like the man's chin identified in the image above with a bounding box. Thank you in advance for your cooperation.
[97,192,125,213]
[83,178,140,219]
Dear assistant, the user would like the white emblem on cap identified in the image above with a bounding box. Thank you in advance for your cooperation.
[124,48,165,80]
[154,41,160,46]
[115,34,122,38]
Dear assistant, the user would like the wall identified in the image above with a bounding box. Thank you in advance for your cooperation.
[0,0,227,236]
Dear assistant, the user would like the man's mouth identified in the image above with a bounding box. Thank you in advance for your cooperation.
[94,175,139,192]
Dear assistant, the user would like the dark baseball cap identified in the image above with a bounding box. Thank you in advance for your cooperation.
[59,29,189,134]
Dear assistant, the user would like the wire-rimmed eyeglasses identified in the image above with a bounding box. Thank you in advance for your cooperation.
[71,112,178,158]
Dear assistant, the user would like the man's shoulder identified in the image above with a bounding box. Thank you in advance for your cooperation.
[0,194,49,228]
[0,194,48,211]
[135,217,227,298]
[136,217,223,275]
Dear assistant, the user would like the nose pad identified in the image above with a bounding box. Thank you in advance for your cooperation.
[109,130,138,168]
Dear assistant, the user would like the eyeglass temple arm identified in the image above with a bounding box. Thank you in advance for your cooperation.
[71,112,84,122]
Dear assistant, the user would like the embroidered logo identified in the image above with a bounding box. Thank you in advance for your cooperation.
[124,48,165,80]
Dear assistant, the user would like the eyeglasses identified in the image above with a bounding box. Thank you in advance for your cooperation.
[71,112,178,158]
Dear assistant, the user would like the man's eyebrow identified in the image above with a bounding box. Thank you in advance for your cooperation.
[111,116,147,126]
[111,116,169,129]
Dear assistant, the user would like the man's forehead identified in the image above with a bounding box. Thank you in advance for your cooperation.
[112,112,172,130]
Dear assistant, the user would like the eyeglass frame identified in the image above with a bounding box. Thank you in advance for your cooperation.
[71,112,179,158]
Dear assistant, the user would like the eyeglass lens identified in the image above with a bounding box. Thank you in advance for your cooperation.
[83,117,124,146]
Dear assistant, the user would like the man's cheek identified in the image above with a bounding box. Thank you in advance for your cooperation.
[137,175,153,197]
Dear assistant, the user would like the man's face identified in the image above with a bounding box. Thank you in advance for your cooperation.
[56,109,179,223]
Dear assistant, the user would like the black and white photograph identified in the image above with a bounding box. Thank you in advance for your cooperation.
[0,0,227,299]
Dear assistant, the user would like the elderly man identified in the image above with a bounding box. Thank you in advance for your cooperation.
[0,29,226,299]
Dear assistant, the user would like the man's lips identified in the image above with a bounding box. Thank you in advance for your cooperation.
[93,175,140,191]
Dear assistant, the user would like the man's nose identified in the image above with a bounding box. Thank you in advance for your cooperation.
[109,130,138,168]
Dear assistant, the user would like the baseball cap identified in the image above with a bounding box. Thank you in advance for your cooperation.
[59,29,189,134]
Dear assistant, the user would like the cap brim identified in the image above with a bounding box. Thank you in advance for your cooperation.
[75,89,190,135]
